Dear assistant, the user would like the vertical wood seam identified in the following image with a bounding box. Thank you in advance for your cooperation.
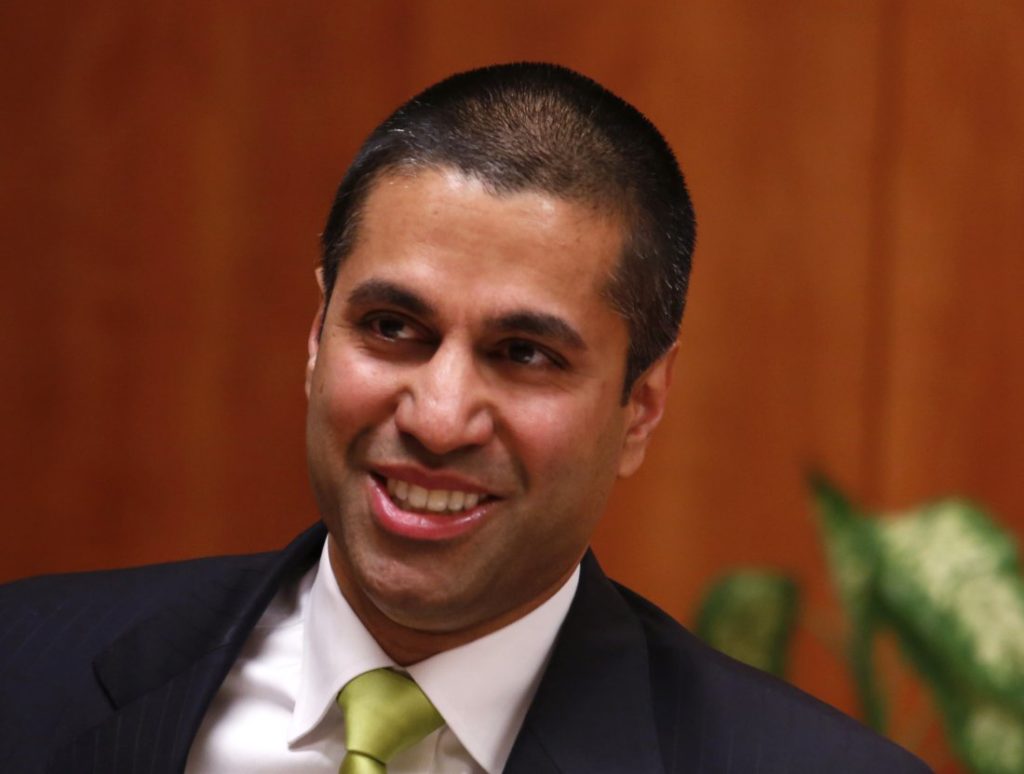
[861,0,906,507]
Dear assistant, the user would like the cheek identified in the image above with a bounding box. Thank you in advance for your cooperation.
[316,349,399,431]
[506,391,626,486]
[507,398,583,459]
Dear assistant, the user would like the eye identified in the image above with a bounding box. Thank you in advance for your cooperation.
[362,313,424,342]
[371,315,409,340]
[498,339,565,369]
[507,340,541,364]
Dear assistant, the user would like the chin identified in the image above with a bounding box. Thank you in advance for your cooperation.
[354,550,479,629]
[370,586,485,634]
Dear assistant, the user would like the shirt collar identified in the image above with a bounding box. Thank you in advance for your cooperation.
[289,539,579,773]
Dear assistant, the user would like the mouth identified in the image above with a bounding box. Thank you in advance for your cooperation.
[366,472,498,541]
[381,475,494,514]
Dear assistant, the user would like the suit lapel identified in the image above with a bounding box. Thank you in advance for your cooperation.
[46,532,661,773]
[505,552,665,774]
[47,523,327,774]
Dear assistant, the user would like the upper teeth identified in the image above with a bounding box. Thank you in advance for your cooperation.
[386,478,482,513]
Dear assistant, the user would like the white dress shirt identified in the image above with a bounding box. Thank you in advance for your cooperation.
[186,539,579,773]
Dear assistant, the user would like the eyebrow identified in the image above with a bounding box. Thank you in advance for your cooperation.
[346,278,586,350]
[346,280,435,318]
[485,311,586,351]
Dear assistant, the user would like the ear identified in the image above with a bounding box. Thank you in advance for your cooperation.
[618,343,678,477]
[305,268,326,399]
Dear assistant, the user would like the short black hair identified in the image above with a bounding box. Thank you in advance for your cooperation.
[321,62,695,399]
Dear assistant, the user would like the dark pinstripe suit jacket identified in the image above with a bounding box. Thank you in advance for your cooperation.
[1,523,930,773]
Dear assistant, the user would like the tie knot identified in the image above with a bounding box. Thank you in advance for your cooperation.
[337,668,444,773]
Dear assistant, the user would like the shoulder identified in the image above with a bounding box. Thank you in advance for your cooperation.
[0,551,276,674]
[0,551,280,680]
[0,551,276,638]
[0,526,326,772]
[611,580,933,774]
[0,552,276,768]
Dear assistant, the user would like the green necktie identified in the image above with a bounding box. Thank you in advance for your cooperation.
[337,668,445,774]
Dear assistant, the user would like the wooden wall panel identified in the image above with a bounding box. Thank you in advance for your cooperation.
[593,0,888,718]
[876,1,1024,519]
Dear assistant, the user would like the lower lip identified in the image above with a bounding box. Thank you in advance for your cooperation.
[367,476,492,541]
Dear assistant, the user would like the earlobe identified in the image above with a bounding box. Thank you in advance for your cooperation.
[305,269,327,399]
[617,343,678,477]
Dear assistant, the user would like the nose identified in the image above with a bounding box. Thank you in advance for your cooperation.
[394,339,495,455]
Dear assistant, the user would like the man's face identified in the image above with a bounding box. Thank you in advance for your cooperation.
[306,168,669,635]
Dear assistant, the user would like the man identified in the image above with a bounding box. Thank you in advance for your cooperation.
[1,63,930,773]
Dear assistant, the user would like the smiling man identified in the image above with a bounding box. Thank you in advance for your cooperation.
[307,169,650,658]
[1,64,931,773]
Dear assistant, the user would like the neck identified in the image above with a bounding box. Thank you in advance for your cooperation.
[327,537,574,665]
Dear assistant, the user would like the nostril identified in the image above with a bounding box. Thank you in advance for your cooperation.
[394,404,493,455]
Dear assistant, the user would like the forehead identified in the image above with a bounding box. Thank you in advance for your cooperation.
[342,169,625,312]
